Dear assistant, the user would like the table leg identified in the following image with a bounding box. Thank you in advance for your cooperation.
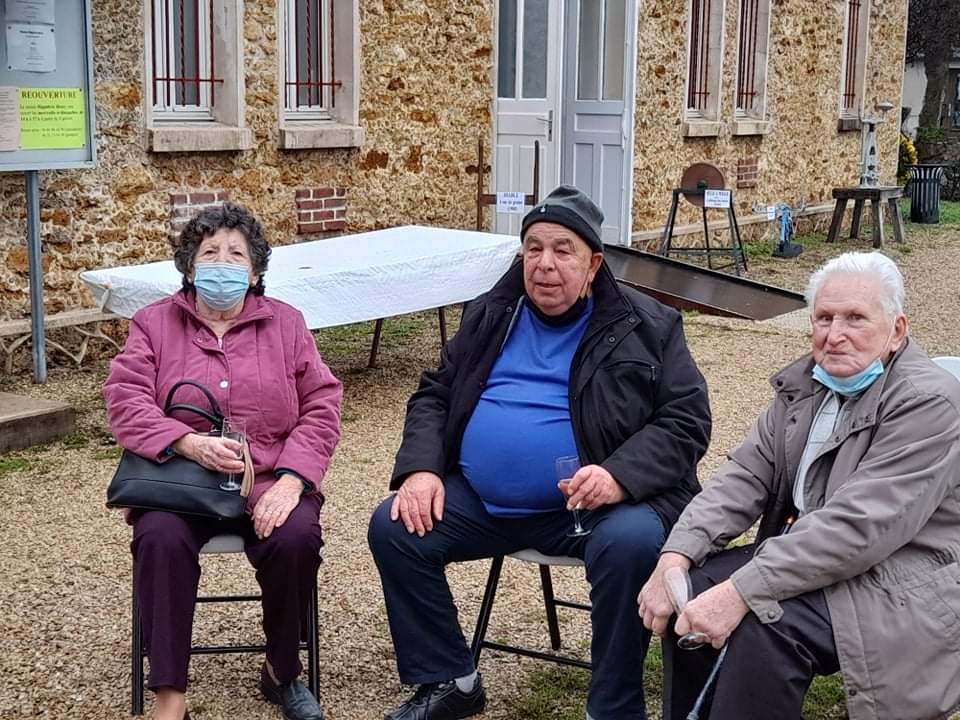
[438,307,448,346]
[826,199,848,243]
[871,199,884,248]
[368,318,384,369]
[889,197,906,243]
[850,199,865,239]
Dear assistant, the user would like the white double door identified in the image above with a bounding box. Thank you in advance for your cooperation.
[493,0,635,245]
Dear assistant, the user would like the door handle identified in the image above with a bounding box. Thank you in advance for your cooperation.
[536,110,554,141]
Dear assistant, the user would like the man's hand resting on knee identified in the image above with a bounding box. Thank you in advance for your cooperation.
[391,471,445,537]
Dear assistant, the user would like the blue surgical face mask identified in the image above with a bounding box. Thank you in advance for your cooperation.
[812,358,884,396]
[193,262,251,311]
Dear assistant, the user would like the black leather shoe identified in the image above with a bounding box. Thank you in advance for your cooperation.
[260,664,324,720]
[384,674,486,720]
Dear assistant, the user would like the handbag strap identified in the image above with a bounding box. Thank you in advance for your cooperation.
[163,380,225,430]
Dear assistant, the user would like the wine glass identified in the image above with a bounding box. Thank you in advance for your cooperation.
[219,417,245,492]
[555,455,591,538]
[663,565,711,650]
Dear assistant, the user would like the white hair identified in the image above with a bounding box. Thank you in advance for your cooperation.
[804,251,905,317]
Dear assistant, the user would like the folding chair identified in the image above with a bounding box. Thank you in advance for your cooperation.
[932,355,960,382]
[470,549,592,670]
[131,533,320,715]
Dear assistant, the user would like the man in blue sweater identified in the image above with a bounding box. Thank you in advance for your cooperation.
[368,186,711,720]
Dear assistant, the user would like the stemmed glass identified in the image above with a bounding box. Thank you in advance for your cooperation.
[555,455,591,538]
[663,565,711,650]
[219,417,245,492]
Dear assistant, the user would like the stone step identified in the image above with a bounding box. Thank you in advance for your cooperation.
[0,392,76,454]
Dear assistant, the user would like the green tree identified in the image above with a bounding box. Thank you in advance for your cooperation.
[906,0,960,134]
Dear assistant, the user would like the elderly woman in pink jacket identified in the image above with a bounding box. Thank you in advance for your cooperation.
[104,203,342,720]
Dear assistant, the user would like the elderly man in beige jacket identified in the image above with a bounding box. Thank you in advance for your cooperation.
[639,251,960,720]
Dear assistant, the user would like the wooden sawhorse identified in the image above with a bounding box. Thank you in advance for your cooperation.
[826,186,905,248]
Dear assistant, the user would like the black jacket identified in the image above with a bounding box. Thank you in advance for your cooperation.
[391,260,712,529]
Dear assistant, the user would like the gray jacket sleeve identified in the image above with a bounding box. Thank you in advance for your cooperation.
[662,403,777,562]
[731,391,960,623]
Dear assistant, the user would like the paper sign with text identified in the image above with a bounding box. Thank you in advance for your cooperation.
[496,191,526,214]
[18,87,85,149]
[704,189,731,209]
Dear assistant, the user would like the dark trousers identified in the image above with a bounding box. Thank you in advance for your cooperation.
[367,472,665,720]
[131,498,323,692]
[663,546,840,720]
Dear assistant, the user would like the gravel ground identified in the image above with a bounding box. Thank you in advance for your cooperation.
[1,224,958,720]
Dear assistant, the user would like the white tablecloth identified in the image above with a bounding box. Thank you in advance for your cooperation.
[80,225,519,328]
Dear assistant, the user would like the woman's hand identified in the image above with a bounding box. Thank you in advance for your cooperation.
[252,475,303,539]
[173,433,244,474]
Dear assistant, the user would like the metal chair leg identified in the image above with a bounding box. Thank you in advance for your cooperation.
[131,576,145,715]
[470,556,505,666]
[306,576,320,699]
[538,564,562,651]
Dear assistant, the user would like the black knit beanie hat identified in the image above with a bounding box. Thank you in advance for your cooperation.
[521,185,604,252]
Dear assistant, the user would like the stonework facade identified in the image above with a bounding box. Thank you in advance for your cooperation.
[0,0,907,319]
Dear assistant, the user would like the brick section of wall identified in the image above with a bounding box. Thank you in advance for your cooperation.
[296,187,348,236]
[169,190,230,242]
[737,158,759,189]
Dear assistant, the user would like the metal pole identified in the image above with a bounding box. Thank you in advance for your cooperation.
[25,170,47,383]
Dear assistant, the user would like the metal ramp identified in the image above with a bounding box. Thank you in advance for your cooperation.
[603,244,805,321]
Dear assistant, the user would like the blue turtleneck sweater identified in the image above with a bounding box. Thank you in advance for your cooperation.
[459,298,593,516]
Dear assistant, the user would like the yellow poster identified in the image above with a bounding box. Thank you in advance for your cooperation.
[17,87,86,150]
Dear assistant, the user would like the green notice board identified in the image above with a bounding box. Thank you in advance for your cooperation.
[0,1,96,171]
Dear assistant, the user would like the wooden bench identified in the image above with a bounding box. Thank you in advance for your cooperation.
[825,186,905,248]
[0,308,122,373]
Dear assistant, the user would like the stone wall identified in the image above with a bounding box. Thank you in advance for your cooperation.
[0,0,494,319]
[632,0,907,231]
[0,0,907,319]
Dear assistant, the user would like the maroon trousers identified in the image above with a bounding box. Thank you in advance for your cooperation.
[131,498,323,692]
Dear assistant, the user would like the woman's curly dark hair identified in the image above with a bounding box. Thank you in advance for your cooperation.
[173,202,272,296]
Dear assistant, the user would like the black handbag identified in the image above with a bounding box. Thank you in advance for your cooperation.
[105,380,250,519]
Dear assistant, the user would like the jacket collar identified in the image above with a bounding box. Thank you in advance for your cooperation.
[172,290,275,328]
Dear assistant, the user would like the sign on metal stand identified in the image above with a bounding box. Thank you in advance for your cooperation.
[0,0,97,383]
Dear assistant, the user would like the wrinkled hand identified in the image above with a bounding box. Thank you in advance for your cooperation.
[558,464,626,510]
[390,471,445,536]
[675,579,749,649]
[638,552,693,636]
[173,433,244,474]
[252,475,303,539]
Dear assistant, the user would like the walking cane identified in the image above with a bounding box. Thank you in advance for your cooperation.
[686,515,797,720]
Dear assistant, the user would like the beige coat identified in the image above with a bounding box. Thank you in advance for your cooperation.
[663,340,960,720]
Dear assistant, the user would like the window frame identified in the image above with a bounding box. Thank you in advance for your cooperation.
[839,0,870,121]
[734,0,771,121]
[282,0,337,121]
[150,0,215,121]
[277,0,364,149]
[143,0,253,152]
[684,0,726,127]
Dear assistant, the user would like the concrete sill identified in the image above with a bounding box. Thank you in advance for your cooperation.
[149,124,255,153]
[732,119,771,136]
[681,121,722,138]
[837,117,862,132]
[279,123,366,150]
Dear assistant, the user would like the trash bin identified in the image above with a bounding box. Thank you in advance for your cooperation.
[909,164,947,224]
